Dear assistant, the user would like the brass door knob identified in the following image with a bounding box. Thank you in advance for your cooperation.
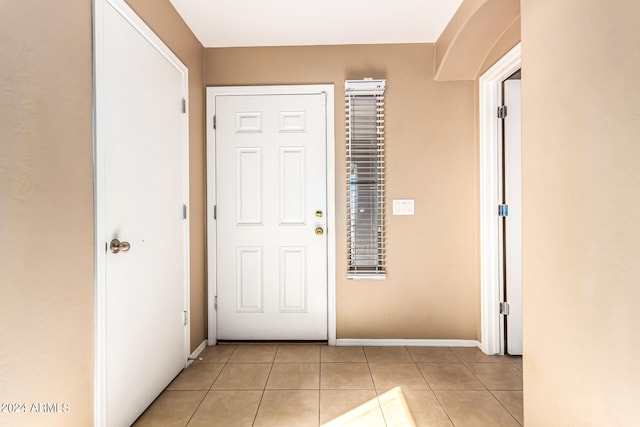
[110,238,131,254]
[315,227,324,236]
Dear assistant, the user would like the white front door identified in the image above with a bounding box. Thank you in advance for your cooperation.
[215,92,328,340]
[95,1,189,425]
[503,79,523,355]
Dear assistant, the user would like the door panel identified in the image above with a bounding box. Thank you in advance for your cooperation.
[236,148,263,224]
[280,148,306,224]
[504,79,523,355]
[216,94,328,340]
[236,247,263,312]
[280,247,307,312]
[98,2,188,425]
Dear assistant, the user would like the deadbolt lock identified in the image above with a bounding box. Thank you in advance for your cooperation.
[315,210,323,218]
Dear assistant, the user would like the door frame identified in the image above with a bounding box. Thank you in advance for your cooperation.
[206,85,336,345]
[479,43,521,355]
[503,79,523,355]
[93,0,191,424]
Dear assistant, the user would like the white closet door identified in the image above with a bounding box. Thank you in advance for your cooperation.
[504,79,523,356]
[96,1,189,425]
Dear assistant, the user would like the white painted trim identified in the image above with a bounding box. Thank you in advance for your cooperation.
[206,85,336,346]
[336,339,480,347]
[205,93,217,346]
[324,89,337,346]
[186,340,208,366]
[93,0,190,424]
[204,92,218,345]
[479,43,521,356]
[93,4,106,425]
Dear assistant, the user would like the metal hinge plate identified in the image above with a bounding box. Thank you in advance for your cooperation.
[213,205,217,220]
[183,204,187,219]
[213,115,216,130]
[182,98,186,114]
[183,310,189,325]
[498,204,509,217]
[214,296,218,310]
[497,105,508,119]
[499,302,510,316]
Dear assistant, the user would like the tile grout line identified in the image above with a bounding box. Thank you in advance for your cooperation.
[363,348,387,426]
[183,348,232,427]
[318,346,324,427]
[463,359,524,392]
[406,347,445,427]
[448,348,523,426]
[488,390,523,426]
[251,345,278,426]
[183,388,213,426]
[431,388,457,427]
[415,347,516,427]
[449,347,464,363]
[462,363,490,391]
[318,357,322,427]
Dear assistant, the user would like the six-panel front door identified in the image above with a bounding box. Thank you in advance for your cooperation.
[216,93,328,340]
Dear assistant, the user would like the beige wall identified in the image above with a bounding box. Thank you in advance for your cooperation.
[521,0,640,424]
[1,1,204,425]
[206,44,479,339]
[0,1,94,425]
[478,16,521,77]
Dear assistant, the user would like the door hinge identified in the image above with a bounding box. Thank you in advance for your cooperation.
[183,310,189,325]
[213,205,217,220]
[498,204,509,217]
[182,98,186,114]
[213,115,216,130]
[183,204,187,219]
[214,296,218,310]
[499,301,510,315]
[497,105,508,119]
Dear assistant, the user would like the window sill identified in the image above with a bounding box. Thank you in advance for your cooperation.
[347,274,387,280]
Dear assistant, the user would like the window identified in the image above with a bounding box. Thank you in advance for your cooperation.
[345,79,386,279]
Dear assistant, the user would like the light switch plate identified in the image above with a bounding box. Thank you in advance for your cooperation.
[392,199,415,215]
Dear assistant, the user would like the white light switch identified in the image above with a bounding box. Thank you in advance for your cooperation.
[392,199,415,215]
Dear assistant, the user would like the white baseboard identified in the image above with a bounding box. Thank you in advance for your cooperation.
[186,339,208,366]
[335,339,480,347]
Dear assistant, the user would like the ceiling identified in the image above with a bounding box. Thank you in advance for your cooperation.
[169,0,463,48]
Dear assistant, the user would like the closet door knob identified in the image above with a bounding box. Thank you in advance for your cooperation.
[110,239,131,254]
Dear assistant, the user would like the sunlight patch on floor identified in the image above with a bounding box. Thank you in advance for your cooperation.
[322,387,416,427]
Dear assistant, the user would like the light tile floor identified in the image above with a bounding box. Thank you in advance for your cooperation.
[134,344,523,427]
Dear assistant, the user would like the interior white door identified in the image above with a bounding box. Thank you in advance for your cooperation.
[216,93,328,340]
[504,79,523,355]
[97,2,189,426]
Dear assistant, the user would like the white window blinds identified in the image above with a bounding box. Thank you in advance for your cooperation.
[346,79,386,279]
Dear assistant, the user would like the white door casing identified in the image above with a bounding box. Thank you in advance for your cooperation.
[479,43,521,355]
[94,1,190,425]
[206,86,336,344]
[503,79,523,355]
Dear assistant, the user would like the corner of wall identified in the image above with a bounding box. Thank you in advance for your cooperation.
[435,0,520,81]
